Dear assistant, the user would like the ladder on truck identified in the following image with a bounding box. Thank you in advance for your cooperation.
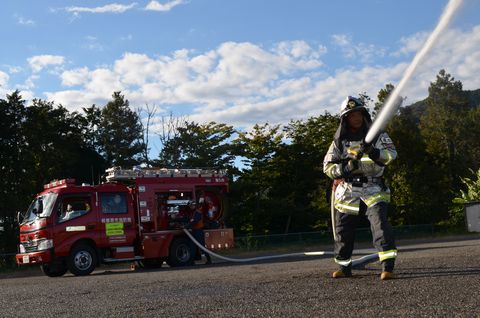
[105,166,227,182]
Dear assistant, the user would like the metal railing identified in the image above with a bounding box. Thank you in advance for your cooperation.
[234,224,436,250]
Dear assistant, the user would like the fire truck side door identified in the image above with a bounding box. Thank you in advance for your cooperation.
[98,192,136,247]
[54,193,99,254]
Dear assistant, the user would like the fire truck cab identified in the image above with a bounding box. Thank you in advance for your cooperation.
[16,167,233,277]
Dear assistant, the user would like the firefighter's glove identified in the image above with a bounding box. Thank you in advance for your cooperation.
[341,159,359,177]
[359,143,380,160]
[346,145,361,160]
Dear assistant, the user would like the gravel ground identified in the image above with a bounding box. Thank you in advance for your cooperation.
[1,237,479,317]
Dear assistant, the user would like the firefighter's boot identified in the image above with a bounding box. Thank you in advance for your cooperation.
[380,259,395,280]
[380,271,394,280]
[332,265,352,278]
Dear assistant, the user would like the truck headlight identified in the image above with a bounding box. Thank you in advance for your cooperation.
[37,239,54,251]
[19,244,26,254]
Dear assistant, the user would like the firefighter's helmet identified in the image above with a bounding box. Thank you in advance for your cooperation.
[339,96,369,118]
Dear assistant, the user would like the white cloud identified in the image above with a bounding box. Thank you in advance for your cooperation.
[65,3,137,15]
[17,16,35,26]
[145,0,186,12]
[7,66,22,74]
[393,31,429,57]
[27,55,65,73]
[0,71,9,87]
[393,25,480,91]
[120,34,133,41]
[19,75,40,90]
[332,34,386,63]
[82,36,104,51]
[39,25,480,128]
[332,34,351,47]
[61,67,90,86]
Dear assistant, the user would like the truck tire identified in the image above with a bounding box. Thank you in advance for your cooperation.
[40,260,68,277]
[167,238,193,267]
[68,243,97,276]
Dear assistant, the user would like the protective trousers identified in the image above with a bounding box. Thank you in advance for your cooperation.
[334,201,396,271]
[190,229,211,263]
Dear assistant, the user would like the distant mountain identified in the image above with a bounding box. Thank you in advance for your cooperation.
[401,88,480,123]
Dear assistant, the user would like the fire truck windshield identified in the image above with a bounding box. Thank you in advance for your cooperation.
[23,192,58,223]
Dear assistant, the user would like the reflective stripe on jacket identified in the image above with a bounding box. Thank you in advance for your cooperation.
[323,132,397,214]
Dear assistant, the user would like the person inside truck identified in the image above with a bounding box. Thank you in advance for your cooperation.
[61,204,75,221]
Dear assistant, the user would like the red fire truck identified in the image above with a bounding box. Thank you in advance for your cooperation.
[16,167,234,277]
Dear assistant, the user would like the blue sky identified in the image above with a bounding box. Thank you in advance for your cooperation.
[1,0,479,135]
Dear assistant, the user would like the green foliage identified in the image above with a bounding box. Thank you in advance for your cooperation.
[229,115,339,235]
[229,123,284,235]
[374,83,395,118]
[449,168,480,226]
[0,91,106,256]
[158,121,236,169]
[453,168,480,203]
[98,92,145,167]
[419,70,474,221]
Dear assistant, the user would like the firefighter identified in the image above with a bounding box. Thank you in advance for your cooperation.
[186,200,212,265]
[323,96,398,280]
[201,194,220,229]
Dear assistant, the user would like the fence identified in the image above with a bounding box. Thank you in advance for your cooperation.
[1,224,440,270]
[234,224,436,250]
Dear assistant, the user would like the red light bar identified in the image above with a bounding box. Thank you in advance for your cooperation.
[44,179,76,189]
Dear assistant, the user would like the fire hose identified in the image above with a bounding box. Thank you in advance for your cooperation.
[183,229,376,268]
[182,0,462,269]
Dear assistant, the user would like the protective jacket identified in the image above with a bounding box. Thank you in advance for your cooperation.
[189,209,205,230]
[323,132,397,214]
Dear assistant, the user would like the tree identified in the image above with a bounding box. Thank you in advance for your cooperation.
[158,121,236,169]
[280,113,339,232]
[0,92,106,258]
[419,70,470,220]
[230,124,284,234]
[0,91,29,255]
[373,84,395,118]
[137,104,157,166]
[386,106,441,224]
[81,105,102,151]
[98,92,145,167]
[230,114,339,235]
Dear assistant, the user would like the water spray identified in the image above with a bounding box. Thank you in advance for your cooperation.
[365,0,463,144]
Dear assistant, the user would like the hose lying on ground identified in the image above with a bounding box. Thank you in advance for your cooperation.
[183,229,378,267]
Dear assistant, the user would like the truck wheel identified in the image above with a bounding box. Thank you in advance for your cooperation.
[68,244,97,276]
[40,260,68,277]
[167,238,193,267]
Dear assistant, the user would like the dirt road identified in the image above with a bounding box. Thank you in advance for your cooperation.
[1,237,479,317]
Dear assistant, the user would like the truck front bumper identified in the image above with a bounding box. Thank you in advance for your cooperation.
[16,250,52,265]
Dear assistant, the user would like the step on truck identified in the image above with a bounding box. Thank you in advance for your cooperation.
[16,167,234,277]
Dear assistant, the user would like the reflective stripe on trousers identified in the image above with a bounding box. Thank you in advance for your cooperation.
[378,249,397,262]
[335,258,352,266]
